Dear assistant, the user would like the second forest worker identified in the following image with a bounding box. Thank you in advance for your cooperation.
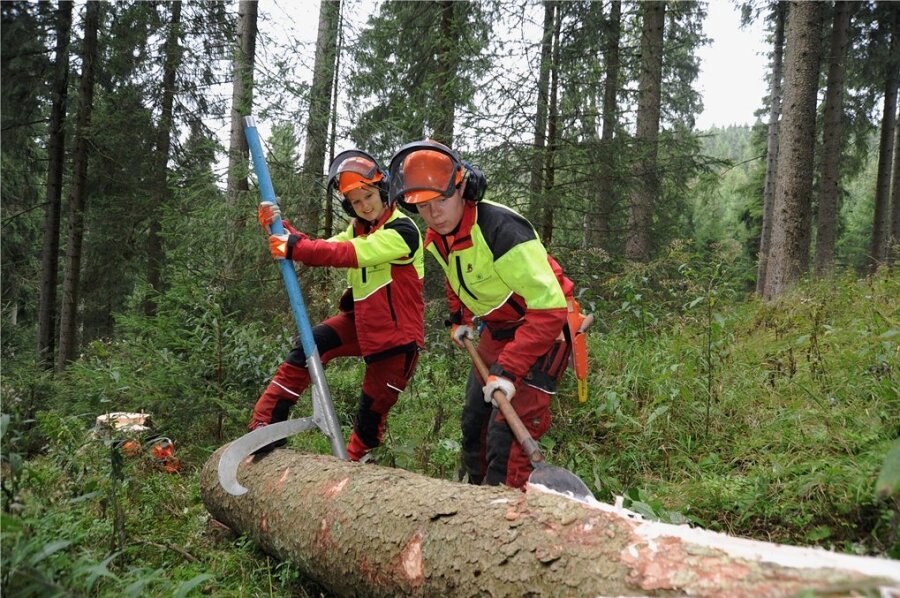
[388,140,576,489]
[250,150,425,462]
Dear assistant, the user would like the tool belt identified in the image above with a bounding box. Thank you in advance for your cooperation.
[522,338,571,394]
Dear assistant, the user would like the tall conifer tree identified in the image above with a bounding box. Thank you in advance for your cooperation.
[57,0,101,369]
[869,3,899,270]
[625,1,665,262]
[763,2,824,299]
[346,1,489,156]
[37,0,72,367]
[814,2,852,277]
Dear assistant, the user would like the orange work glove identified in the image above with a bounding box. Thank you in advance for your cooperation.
[258,201,305,237]
[268,233,302,260]
[257,201,282,233]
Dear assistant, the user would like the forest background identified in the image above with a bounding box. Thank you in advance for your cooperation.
[1,0,898,595]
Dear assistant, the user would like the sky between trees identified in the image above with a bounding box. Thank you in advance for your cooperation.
[262,0,771,136]
[695,0,768,129]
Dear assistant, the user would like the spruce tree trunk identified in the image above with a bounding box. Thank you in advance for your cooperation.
[37,0,72,368]
[299,0,340,236]
[583,0,621,252]
[324,6,343,238]
[226,0,256,212]
[890,102,900,267]
[762,2,823,300]
[625,1,665,262]
[814,1,852,277]
[56,1,99,370]
[200,447,900,597]
[221,0,257,300]
[869,4,899,271]
[528,1,554,226]
[539,3,561,247]
[756,2,786,295]
[144,1,182,316]
[431,0,458,147]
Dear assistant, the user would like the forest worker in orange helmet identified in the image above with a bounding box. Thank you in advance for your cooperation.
[388,140,576,489]
[250,150,425,461]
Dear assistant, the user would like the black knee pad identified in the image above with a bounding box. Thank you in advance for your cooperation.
[285,324,342,367]
[354,392,381,448]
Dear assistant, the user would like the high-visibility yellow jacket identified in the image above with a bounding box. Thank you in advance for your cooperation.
[425,200,572,381]
[289,206,425,359]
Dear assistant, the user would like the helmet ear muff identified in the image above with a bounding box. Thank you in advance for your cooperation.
[396,196,418,214]
[462,163,487,202]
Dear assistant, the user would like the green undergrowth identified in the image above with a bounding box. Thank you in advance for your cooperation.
[552,268,899,555]
[0,407,336,597]
[2,264,898,595]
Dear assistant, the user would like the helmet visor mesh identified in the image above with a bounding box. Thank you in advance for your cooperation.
[328,153,384,196]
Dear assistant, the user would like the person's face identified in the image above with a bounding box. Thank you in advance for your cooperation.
[347,186,385,222]
[417,187,465,235]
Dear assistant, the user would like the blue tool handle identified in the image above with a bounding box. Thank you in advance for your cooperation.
[243,117,316,357]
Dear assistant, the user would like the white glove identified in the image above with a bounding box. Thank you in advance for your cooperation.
[483,375,515,407]
[450,324,473,348]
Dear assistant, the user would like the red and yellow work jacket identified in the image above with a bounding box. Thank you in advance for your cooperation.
[290,206,425,359]
[425,199,573,382]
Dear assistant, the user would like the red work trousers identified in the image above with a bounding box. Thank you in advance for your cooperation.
[249,311,418,461]
[460,328,570,489]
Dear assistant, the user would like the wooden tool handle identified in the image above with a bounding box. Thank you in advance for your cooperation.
[462,337,544,463]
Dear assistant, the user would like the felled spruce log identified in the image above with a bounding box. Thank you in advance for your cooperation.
[200,446,900,597]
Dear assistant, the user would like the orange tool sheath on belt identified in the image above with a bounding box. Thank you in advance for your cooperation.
[566,298,592,403]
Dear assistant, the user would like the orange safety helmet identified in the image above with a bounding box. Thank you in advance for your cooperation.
[327,150,389,217]
[388,140,486,212]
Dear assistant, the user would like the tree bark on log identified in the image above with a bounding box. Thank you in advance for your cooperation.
[200,447,900,597]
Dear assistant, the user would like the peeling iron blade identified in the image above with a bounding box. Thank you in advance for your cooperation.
[217,418,316,496]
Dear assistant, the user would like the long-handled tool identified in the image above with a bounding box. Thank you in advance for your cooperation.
[462,337,594,501]
[218,116,348,496]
